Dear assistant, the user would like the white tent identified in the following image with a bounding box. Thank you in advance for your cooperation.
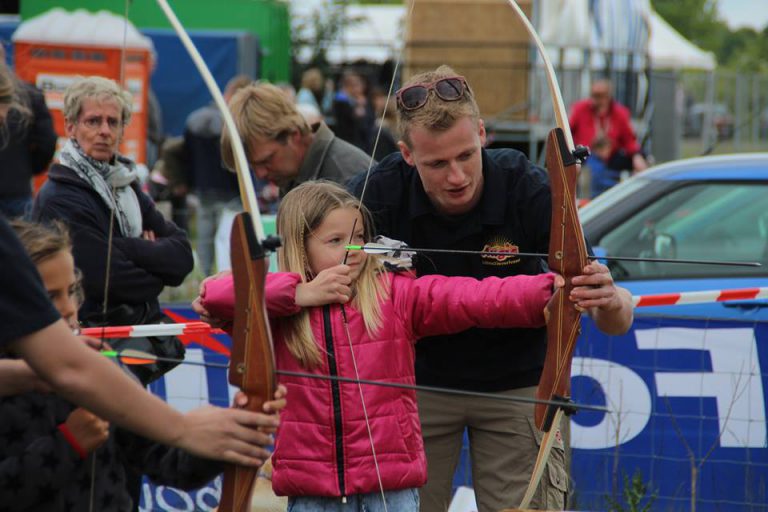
[649,10,716,71]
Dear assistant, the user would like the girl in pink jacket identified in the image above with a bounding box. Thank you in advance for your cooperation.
[201,181,555,512]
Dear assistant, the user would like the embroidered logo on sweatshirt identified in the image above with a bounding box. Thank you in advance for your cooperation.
[481,237,521,266]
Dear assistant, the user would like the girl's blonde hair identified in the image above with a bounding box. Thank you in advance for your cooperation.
[276,181,389,367]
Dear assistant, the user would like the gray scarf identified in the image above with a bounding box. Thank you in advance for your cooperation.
[59,139,142,238]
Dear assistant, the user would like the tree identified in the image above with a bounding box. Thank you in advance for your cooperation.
[652,0,768,72]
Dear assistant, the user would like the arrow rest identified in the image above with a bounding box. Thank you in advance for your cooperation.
[261,235,282,253]
[572,145,590,164]
[541,394,578,432]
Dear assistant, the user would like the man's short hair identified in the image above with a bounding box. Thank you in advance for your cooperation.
[397,65,479,147]
[221,82,310,171]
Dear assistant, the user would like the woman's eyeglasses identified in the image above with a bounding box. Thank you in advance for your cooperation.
[80,115,122,131]
[396,76,469,111]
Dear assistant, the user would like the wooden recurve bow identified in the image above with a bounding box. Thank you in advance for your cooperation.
[154,2,279,510]
[503,2,590,509]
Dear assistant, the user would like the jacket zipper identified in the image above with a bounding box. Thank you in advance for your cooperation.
[323,305,346,498]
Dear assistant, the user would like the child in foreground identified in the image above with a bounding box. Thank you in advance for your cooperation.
[0,220,285,510]
[201,181,557,511]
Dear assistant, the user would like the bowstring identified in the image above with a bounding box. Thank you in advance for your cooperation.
[353,0,415,209]
[336,3,418,507]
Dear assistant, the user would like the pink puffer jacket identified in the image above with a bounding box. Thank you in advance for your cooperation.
[202,270,554,497]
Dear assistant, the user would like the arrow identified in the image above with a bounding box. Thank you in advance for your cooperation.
[346,243,762,267]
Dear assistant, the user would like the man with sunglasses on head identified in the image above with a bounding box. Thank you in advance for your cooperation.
[352,65,633,512]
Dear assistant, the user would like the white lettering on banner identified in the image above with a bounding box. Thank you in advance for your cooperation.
[570,357,652,449]
[636,327,766,448]
[140,482,218,512]
[155,486,196,511]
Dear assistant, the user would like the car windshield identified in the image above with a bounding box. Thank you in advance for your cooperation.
[594,182,768,280]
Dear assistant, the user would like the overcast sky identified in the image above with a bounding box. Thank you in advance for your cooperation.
[718,0,768,30]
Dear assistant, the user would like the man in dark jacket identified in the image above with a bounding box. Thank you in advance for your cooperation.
[353,65,634,512]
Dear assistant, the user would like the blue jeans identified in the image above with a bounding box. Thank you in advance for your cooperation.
[287,488,419,512]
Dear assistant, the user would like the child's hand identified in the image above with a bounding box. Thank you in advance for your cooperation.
[295,264,353,306]
[543,273,566,324]
[231,385,287,436]
[192,271,233,329]
[64,408,110,454]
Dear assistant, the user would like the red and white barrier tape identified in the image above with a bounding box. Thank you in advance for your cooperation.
[631,287,768,307]
[80,321,225,339]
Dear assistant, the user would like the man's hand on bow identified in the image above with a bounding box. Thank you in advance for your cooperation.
[570,261,633,335]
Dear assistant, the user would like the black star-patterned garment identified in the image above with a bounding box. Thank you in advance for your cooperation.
[0,375,223,511]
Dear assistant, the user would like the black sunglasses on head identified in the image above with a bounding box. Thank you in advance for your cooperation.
[396,76,469,111]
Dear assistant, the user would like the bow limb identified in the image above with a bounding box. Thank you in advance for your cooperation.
[503,2,588,509]
[154,2,276,511]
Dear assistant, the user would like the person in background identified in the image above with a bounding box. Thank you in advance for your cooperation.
[0,58,57,219]
[32,77,193,384]
[296,67,333,118]
[569,79,648,175]
[152,136,190,231]
[220,82,371,197]
[331,70,375,153]
[584,135,615,198]
[370,85,399,162]
[182,74,252,275]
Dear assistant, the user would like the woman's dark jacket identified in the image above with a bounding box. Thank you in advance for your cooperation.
[32,163,193,325]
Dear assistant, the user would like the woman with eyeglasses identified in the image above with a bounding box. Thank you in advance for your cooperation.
[32,76,192,387]
[351,65,634,512]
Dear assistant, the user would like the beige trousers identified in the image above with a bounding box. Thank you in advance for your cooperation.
[417,387,568,512]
